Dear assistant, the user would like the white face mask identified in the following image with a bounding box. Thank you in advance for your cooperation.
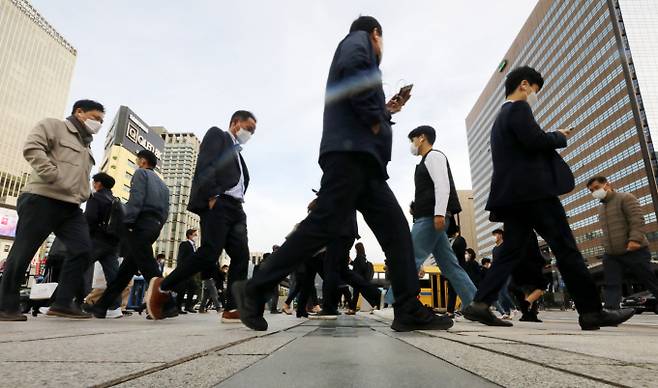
[236,128,252,145]
[592,188,607,200]
[526,90,539,107]
[84,119,102,134]
[410,141,419,156]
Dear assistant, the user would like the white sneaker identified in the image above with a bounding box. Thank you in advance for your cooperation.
[39,307,50,315]
[106,308,123,319]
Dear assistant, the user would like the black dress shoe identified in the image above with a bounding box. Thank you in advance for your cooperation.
[232,281,268,331]
[296,310,309,318]
[47,304,92,319]
[88,304,107,319]
[0,310,27,321]
[463,302,513,327]
[391,301,454,332]
[519,311,542,323]
[270,310,283,315]
[579,308,634,330]
[178,309,188,315]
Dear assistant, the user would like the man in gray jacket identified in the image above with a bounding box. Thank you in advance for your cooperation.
[587,176,658,310]
[0,100,104,321]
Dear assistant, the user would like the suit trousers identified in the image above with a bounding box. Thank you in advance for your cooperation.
[0,194,91,312]
[161,199,249,311]
[95,214,163,310]
[474,197,601,314]
[247,153,419,309]
[603,247,658,309]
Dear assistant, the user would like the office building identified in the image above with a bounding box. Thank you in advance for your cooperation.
[154,131,201,267]
[456,190,476,249]
[99,106,165,202]
[0,0,76,203]
[466,0,658,264]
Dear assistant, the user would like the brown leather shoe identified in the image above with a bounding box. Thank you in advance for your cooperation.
[221,309,241,323]
[0,310,27,321]
[146,277,169,320]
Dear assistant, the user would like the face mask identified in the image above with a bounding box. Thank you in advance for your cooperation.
[592,188,607,200]
[236,128,252,145]
[410,142,419,156]
[526,90,539,107]
[84,119,102,134]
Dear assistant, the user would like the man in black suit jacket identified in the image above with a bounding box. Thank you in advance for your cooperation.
[175,229,198,314]
[463,66,634,330]
[148,110,256,322]
[232,16,452,332]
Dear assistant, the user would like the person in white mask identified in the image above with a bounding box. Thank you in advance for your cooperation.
[407,125,477,317]
[0,100,104,321]
[586,175,658,312]
[147,110,257,323]
[462,66,635,330]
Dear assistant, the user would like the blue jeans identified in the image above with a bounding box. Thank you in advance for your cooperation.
[411,217,477,308]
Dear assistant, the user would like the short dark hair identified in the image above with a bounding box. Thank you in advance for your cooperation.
[492,228,504,236]
[229,110,257,126]
[137,150,157,168]
[466,248,477,259]
[349,16,382,36]
[408,125,436,145]
[92,172,115,189]
[221,264,229,269]
[481,258,492,265]
[504,66,544,97]
[586,175,608,188]
[71,99,104,115]
[156,253,166,259]
[186,229,197,238]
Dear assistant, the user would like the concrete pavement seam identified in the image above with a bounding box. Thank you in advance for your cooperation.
[415,330,631,388]
[91,321,306,388]
[368,326,505,388]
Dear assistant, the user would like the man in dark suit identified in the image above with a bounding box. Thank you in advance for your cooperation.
[175,229,199,314]
[462,66,634,330]
[147,111,255,322]
[232,16,452,332]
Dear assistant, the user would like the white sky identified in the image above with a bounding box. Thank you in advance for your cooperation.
[32,0,537,262]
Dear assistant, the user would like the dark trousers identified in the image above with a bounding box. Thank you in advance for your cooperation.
[321,236,380,311]
[247,153,419,308]
[161,198,249,311]
[603,247,658,309]
[176,278,198,311]
[81,239,121,309]
[96,214,163,310]
[447,282,457,314]
[284,275,300,305]
[267,286,279,312]
[0,194,91,312]
[296,257,321,315]
[474,197,601,314]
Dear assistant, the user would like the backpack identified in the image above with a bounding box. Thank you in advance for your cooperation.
[364,262,375,281]
[99,196,125,238]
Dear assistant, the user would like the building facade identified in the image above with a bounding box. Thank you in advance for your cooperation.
[466,0,658,264]
[456,190,476,249]
[0,0,76,203]
[99,106,165,202]
[154,131,201,267]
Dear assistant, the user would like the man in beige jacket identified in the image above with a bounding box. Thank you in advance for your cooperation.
[0,100,104,321]
[587,176,658,311]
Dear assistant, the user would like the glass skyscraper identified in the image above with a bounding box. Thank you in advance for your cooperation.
[466,0,658,264]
